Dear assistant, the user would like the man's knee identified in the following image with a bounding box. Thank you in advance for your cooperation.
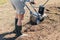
[18,14,24,20]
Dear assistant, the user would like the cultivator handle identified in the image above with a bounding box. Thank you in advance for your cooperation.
[31,0,49,8]
[42,0,49,6]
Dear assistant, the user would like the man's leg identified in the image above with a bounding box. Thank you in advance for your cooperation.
[12,13,24,37]
[13,14,18,33]
[15,13,24,37]
[10,0,28,37]
[17,14,24,26]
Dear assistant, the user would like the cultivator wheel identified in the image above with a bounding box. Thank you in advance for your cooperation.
[30,15,44,25]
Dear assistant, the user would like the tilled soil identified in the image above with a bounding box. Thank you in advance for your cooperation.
[0,0,60,40]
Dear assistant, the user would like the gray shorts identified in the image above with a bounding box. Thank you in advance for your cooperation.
[10,0,26,14]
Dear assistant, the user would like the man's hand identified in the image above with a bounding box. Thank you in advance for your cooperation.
[30,2,35,4]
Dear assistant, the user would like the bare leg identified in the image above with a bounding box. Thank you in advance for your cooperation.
[14,13,24,37]
[16,14,28,37]
[17,14,24,26]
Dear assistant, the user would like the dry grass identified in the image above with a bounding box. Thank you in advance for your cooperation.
[0,0,7,5]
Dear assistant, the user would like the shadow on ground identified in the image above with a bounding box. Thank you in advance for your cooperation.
[0,21,41,40]
[0,32,18,40]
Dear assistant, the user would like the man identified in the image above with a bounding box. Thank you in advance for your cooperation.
[10,0,35,37]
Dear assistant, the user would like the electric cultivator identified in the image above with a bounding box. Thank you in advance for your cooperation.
[26,0,49,25]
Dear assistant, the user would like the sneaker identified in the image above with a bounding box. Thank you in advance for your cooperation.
[42,13,47,18]
[40,13,47,19]
[16,34,29,40]
[20,33,29,37]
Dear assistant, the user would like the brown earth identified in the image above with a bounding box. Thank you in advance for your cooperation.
[0,0,60,40]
